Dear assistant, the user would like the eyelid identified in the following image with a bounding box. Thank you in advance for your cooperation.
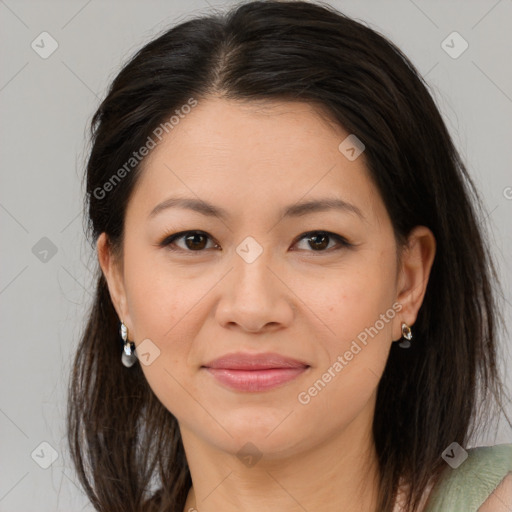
[158,230,219,252]
[292,230,352,251]
[158,230,352,253]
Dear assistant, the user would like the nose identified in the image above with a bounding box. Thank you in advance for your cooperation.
[214,252,294,334]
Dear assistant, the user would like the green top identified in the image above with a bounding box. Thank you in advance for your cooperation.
[424,443,512,511]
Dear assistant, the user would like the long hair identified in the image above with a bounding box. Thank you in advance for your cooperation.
[67,1,510,511]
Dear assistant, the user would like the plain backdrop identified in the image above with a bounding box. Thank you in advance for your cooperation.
[1,0,511,510]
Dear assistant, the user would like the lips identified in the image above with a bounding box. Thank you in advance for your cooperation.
[202,352,310,392]
[203,352,309,370]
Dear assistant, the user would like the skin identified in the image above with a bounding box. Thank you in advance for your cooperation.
[478,474,512,511]
[98,97,436,512]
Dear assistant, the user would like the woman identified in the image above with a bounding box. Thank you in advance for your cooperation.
[67,1,512,511]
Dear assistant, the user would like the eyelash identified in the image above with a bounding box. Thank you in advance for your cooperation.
[158,230,352,254]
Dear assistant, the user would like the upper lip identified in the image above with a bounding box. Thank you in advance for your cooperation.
[202,352,309,370]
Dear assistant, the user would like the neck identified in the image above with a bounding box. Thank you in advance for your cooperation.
[181,396,381,512]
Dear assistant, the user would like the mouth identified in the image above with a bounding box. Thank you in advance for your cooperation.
[201,352,310,392]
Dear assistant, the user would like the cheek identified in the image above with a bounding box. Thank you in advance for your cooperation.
[121,245,217,418]
[124,259,201,422]
[308,257,395,343]
[124,243,193,339]
[293,282,395,434]
[302,250,397,384]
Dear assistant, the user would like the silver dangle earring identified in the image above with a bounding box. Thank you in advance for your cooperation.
[398,322,413,348]
[120,321,137,367]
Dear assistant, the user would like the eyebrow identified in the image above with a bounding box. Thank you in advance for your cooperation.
[148,196,365,222]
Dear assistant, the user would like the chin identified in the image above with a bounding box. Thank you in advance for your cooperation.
[217,410,309,452]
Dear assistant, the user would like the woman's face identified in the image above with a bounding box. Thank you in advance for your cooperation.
[99,97,433,460]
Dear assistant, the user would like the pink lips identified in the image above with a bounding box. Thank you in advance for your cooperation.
[202,352,310,392]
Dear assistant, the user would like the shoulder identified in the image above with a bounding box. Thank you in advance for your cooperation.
[423,443,512,512]
[478,470,512,511]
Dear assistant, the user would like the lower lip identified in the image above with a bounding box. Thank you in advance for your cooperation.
[204,367,308,392]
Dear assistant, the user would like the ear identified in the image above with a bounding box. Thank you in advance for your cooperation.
[392,226,436,341]
[97,232,132,330]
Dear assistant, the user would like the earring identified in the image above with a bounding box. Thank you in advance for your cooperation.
[120,321,137,367]
[398,322,412,349]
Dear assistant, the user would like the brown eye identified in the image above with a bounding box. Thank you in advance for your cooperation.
[293,231,351,252]
[307,233,329,250]
[160,230,351,254]
[160,231,218,252]
[183,232,208,250]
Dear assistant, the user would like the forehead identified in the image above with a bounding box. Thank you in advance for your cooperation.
[126,97,383,226]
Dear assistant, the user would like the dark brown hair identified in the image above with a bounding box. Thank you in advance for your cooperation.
[67,1,510,511]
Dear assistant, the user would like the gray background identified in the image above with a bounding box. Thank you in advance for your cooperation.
[1,0,511,510]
